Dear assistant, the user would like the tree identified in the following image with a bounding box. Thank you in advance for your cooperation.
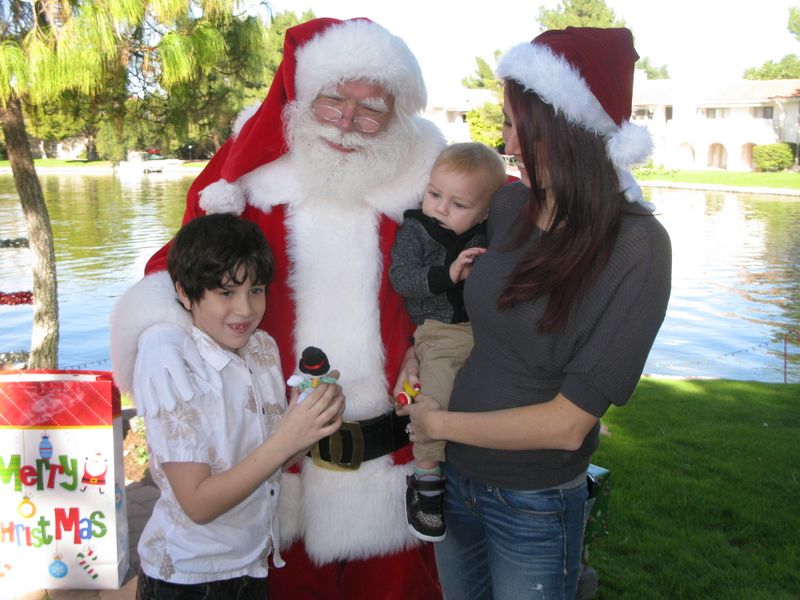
[637,56,670,80]
[461,54,502,93]
[744,6,800,79]
[465,103,504,150]
[538,0,625,30]
[744,54,800,80]
[0,0,270,368]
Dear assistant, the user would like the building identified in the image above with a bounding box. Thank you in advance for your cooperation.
[632,75,800,171]
[424,85,498,143]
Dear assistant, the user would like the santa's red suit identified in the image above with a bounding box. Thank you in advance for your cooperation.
[111,18,445,599]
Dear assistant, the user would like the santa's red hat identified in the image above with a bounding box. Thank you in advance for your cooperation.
[194,17,428,215]
[496,27,652,172]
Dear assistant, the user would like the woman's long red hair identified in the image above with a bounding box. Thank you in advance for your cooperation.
[498,80,625,332]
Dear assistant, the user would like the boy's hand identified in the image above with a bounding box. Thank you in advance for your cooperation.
[449,247,486,283]
[279,370,345,455]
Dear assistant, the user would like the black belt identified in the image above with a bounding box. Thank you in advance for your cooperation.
[308,411,410,471]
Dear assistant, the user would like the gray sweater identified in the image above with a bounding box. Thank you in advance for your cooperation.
[447,182,672,489]
[389,209,486,326]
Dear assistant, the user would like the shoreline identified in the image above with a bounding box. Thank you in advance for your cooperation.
[638,180,800,197]
[2,165,798,197]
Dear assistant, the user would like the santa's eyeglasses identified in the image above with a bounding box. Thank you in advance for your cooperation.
[312,105,384,133]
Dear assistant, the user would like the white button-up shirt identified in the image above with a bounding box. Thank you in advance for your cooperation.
[138,327,286,584]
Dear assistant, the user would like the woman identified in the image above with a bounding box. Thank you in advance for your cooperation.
[397,27,672,599]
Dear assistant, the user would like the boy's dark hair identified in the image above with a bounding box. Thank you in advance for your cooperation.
[168,213,275,304]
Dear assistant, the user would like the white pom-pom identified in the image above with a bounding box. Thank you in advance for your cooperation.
[606,121,653,169]
[617,169,655,211]
[198,179,246,215]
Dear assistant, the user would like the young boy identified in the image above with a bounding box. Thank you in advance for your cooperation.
[389,142,507,542]
[130,213,343,597]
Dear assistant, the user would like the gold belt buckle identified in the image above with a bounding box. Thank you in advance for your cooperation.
[311,421,364,471]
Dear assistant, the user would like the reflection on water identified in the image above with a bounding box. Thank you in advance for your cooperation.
[644,187,799,382]
[0,175,798,382]
[0,173,191,370]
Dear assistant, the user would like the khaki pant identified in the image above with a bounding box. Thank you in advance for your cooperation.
[413,319,474,463]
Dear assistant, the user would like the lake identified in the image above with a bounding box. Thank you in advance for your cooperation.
[0,173,798,383]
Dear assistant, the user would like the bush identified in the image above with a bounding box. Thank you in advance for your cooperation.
[752,142,795,172]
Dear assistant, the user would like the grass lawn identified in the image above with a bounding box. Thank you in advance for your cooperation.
[634,168,800,190]
[589,377,800,599]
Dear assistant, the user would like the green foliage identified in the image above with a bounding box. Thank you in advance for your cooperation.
[752,143,796,172]
[465,102,504,150]
[95,121,129,162]
[0,41,28,103]
[591,378,800,597]
[538,0,625,30]
[744,54,800,80]
[790,6,800,40]
[461,54,502,94]
[1,2,319,161]
[636,56,669,80]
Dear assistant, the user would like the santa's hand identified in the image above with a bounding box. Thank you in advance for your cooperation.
[133,324,220,416]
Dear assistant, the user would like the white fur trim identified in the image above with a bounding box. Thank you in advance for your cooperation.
[277,185,421,560]
[287,201,388,420]
[110,271,191,393]
[498,42,616,136]
[301,459,418,564]
[198,179,246,216]
[240,154,302,212]
[497,42,652,168]
[232,104,260,137]
[295,20,427,119]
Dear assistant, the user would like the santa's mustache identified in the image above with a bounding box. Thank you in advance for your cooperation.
[315,127,376,152]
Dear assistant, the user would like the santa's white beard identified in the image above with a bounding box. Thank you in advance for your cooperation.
[284,102,414,206]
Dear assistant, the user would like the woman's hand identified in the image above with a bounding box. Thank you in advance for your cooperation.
[404,393,442,443]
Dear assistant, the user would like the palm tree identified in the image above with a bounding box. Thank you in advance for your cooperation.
[0,0,268,368]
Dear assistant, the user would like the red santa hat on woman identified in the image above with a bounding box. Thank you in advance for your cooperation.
[195,17,428,215]
[496,27,652,204]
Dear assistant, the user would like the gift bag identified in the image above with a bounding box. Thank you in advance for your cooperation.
[0,370,129,592]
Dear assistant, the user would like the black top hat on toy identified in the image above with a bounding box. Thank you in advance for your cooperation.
[298,346,330,376]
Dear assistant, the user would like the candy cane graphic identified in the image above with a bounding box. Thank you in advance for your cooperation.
[77,547,99,580]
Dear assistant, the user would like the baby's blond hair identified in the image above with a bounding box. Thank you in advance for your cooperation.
[433,142,507,198]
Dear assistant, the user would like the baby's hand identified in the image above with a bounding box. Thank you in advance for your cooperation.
[450,247,487,283]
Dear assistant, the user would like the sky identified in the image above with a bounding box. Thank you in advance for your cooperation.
[267,0,800,99]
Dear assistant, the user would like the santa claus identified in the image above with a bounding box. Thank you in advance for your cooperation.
[111,17,445,599]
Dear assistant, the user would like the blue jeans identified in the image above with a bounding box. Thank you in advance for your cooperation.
[435,462,588,600]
